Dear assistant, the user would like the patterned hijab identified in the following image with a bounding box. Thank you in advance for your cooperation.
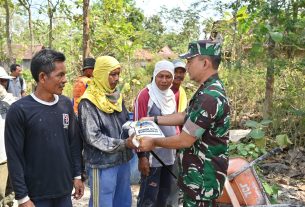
[81,56,122,113]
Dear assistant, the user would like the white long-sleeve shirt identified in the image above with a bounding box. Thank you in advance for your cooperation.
[0,86,16,163]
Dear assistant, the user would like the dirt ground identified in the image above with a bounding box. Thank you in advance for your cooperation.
[12,185,139,207]
[260,147,305,206]
[71,147,305,206]
[72,185,140,207]
[12,147,305,206]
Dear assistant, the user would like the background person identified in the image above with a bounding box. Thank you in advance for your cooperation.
[72,57,95,114]
[171,59,187,114]
[0,67,16,207]
[7,64,26,99]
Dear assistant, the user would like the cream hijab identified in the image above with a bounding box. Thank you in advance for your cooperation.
[147,60,176,115]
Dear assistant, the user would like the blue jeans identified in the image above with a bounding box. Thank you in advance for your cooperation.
[87,162,132,207]
[137,165,174,207]
[33,195,72,207]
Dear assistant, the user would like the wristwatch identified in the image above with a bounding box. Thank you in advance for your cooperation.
[154,115,158,124]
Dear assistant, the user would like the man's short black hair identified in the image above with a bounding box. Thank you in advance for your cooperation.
[30,49,66,82]
[10,64,21,72]
[209,55,221,70]
[199,55,221,70]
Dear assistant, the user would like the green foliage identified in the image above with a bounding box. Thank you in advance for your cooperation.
[90,0,143,59]
[248,129,265,139]
[262,181,279,204]
[276,134,292,148]
[63,81,73,98]
[22,69,35,94]
[223,64,305,150]
[229,142,264,158]
[141,15,165,50]
[269,32,283,43]
[245,119,271,141]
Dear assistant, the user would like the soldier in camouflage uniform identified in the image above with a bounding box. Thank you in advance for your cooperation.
[130,40,230,207]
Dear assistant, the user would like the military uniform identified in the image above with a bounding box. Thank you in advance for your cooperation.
[179,41,230,207]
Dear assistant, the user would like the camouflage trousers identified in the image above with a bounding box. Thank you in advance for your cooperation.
[183,194,217,207]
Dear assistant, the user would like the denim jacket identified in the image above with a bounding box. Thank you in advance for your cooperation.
[78,99,133,169]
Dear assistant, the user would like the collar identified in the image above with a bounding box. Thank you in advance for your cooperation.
[31,93,59,106]
[203,73,219,86]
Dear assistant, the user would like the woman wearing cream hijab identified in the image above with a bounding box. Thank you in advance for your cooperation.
[133,60,177,207]
[78,56,134,207]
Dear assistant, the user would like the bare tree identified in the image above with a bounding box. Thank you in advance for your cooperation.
[18,0,34,54]
[47,0,60,48]
[83,0,90,59]
[263,0,278,119]
[4,0,13,65]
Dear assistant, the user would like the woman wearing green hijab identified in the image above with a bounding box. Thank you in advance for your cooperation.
[78,56,133,207]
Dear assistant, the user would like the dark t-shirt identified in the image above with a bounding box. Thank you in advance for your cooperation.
[5,95,82,201]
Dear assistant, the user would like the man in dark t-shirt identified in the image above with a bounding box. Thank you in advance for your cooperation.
[5,49,84,207]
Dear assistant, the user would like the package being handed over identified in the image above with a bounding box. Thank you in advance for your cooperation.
[122,120,164,147]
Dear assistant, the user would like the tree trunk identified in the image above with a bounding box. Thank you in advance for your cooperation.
[4,0,13,65]
[263,0,278,119]
[29,8,34,54]
[18,0,34,54]
[83,0,90,59]
[230,0,240,63]
[287,0,298,59]
[263,38,275,119]
[48,0,53,48]
[49,17,53,48]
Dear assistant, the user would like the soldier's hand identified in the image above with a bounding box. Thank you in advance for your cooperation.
[138,137,156,152]
[140,117,154,121]
[73,179,84,200]
[125,137,137,149]
[19,200,35,207]
[138,157,150,176]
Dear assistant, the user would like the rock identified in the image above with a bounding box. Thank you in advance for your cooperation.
[260,162,290,174]
[229,129,251,142]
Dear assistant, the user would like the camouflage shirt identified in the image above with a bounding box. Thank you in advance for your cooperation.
[178,73,230,201]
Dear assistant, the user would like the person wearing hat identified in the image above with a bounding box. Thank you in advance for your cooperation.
[78,56,134,207]
[133,60,177,207]
[0,66,14,90]
[72,57,95,114]
[171,59,188,114]
[130,40,230,207]
[0,67,16,207]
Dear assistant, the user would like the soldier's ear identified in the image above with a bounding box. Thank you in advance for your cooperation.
[204,58,212,69]
[203,58,208,69]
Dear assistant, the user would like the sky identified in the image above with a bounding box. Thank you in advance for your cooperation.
[135,0,189,17]
[135,0,233,19]
[134,0,233,35]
